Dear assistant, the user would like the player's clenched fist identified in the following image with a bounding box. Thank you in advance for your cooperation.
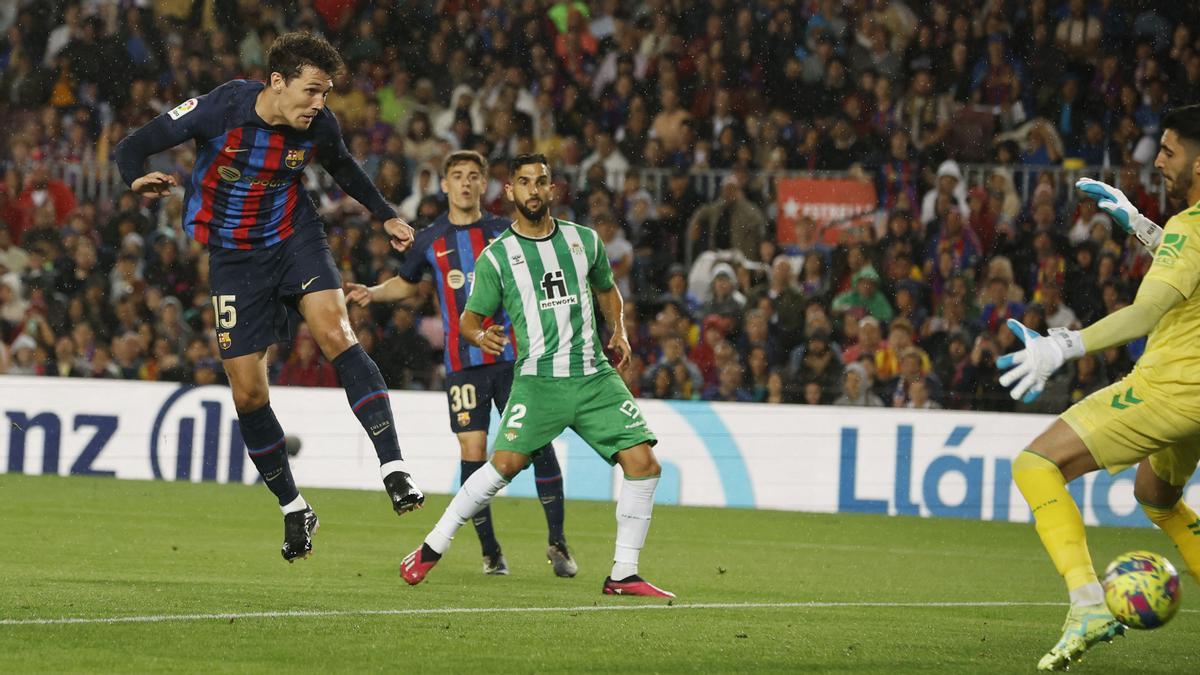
[474,325,509,356]
[130,171,178,198]
[384,217,415,253]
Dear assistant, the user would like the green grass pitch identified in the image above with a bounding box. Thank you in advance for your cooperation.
[1,474,1196,673]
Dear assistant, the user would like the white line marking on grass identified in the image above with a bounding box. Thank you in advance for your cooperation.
[9,600,1196,627]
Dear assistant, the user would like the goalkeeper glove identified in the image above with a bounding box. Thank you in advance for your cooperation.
[996,319,1085,403]
[1075,177,1163,250]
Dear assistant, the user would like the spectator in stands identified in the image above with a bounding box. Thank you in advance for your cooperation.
[833,361,884,407]
[278,328,338,388]
[920,159,968,227]
[644,334,702,397]
[1068,352,1109,405]
[698,263,745,325]
[1040,283,1080,330]
[906,379,941,409]
[705,361,752,403]
[832,265,894,324]
[749,257,805,347]
[788,329,843,403]
[689,175,766,261]
[657,264,699,318]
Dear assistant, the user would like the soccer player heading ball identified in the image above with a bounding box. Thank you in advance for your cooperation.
[997,103,1200,671]
[115,32,424,562]
[400,154,674,598]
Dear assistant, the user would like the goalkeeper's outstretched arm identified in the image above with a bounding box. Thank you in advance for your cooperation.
[997,279,1183,402]
[1079,279,1183,352]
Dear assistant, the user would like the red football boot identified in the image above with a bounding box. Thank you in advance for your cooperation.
[400,545,439,585]
[602,575,676,598]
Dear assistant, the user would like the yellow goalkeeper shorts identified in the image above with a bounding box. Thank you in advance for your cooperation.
[1060,369,1200,486]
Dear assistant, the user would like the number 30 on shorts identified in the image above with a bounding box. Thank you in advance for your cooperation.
[449,384,477,412]
[212,295,237,328]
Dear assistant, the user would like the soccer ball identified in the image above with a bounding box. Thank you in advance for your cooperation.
[1102,550,1182,629]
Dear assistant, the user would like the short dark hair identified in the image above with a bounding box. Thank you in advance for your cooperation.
[1162,104,1200,146]
[267,32,345,83]
[442,150,487,176]
[508,153,549,175]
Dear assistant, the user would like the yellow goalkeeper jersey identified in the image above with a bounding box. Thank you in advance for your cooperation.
[1135,200,1200,395]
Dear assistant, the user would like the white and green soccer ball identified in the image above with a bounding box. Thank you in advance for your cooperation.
[1102,550,1182,629]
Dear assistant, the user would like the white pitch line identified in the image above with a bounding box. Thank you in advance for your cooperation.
[4,600,1177,627]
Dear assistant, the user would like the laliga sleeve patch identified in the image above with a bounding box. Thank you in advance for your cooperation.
[167,98,198,120]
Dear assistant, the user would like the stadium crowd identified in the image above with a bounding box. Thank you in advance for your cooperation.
[1,0,1199,414]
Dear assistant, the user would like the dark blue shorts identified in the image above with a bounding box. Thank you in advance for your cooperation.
[444,362,515,434]
[208,225,342,359]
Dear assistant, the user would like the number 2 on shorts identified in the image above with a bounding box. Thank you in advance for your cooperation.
[506,403,527,428]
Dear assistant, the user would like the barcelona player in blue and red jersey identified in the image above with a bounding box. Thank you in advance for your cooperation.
[347,151,575,578]
[114,33,423,562]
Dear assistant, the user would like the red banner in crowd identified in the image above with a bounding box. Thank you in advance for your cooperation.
[775,177,878,245]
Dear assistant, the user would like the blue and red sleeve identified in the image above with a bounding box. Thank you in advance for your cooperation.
[396,228,433,283]
[114,83,240,186]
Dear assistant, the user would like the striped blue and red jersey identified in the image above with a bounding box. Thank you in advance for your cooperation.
[115,80,396,249]
[398,213,518,374]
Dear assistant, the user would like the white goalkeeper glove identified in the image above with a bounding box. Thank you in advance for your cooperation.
[1075,177,1163,250]
[996,319,1085,403]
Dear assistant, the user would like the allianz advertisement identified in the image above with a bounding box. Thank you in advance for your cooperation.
[3,376,1197,528]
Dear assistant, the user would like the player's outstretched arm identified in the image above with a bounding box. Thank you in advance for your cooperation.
[461,310,509,356]
[345,277,418,306]
[115,97,209,197]
[315,111,405,230]
[1076,178,1163,250]
[997,279,1183,402]
[1077,278,1183,352]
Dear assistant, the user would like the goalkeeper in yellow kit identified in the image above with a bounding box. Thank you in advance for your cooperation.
[998,103,1200,671]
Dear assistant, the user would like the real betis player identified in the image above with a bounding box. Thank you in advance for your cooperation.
[997,104,1200,671]
[400,154,674,597]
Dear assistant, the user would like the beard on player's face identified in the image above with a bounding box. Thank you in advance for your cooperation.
[1171,171,1193,201]
[515,197,548,221]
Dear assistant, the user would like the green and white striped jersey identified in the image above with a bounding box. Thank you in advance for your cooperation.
[465,218,615,378]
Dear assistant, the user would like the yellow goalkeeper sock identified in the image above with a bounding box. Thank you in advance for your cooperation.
[1013,451,1100,596]
[1142,500,1200,583]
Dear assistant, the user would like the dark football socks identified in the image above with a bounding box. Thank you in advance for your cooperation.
[333,344,403,466]
[533,446,566,545]
[239,403,300,507]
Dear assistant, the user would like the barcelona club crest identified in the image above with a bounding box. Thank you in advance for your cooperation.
[457,411,471,427]
[284,148,306,169]
[218,332,232,350]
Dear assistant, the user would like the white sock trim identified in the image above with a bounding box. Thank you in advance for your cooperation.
[380,460,409,479]
[281,494,308,515]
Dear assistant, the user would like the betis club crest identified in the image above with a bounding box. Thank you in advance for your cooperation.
[285,148,306,169]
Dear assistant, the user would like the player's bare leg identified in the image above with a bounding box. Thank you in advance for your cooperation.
[603,443,673,598]
[224,351,316,560]
[1015,420,1122,670]
[300,289,423,514]
[1135,459,1200,583]
[458,430,507,574]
